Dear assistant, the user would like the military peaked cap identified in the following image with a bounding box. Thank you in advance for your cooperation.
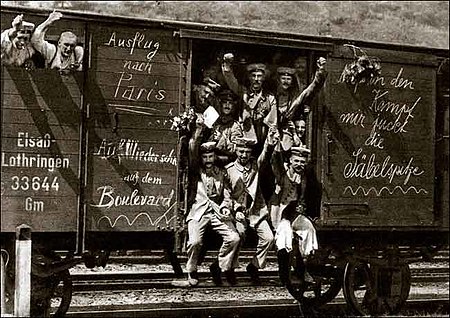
[234,137,257,149]
[200,141,217,153]
[246,63,267,74]
[218,89,238,102]
[291,146,311,157]
[277,66,296,76]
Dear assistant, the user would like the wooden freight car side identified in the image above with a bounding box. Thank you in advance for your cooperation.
[320,45,442,227]
[1,12,85,233]
[83,23,185,233]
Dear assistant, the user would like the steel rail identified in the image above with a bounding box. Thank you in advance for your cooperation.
[62,296,449,317]
[69,267,449,292]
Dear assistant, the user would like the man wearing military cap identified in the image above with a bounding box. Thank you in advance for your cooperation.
[270,145,318,287]
[172,116,240,287]
[283,57,328,121]
[191,77,221,113]
[225,128,279,284]
[1,14,36,67]
[276,58,327,152]
[207,89,243,165]
[221,53,277,154]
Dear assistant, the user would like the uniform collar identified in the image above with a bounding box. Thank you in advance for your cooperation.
[234,160,252,173]
[286,165,302,184]
[201,166,220,176]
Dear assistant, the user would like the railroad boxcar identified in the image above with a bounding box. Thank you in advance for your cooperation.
[1,5,448,317]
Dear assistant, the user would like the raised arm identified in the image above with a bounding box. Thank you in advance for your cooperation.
[221,53,244,97]
[188,115,205,175]
[257,126,279,168]
[285,57,327,120]
[31,11,62,54]
[4,14,24,40]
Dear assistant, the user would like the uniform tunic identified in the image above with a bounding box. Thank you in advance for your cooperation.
[225,144,275,269]
[208,117,243,164]
[222,66,278,151]
[278,67,328,151]
[271,152,318,256]
[185,134,240,273]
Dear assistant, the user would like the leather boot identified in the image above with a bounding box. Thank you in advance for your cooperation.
[209,261,222,286]
[246,263,261,285]
[295,254,314,284]
[224,269,237,286]
[277,249,291,286]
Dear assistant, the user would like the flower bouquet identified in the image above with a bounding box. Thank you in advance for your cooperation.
[340,44,381,90]
[171,107,196,134]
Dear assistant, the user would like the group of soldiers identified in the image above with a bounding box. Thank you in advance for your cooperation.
[1,11,83,72]
[173,52,328,288]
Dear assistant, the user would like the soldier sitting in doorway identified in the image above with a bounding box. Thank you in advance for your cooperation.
[172,116,240,287]
[271,146,318,287]
[224,129,279,284]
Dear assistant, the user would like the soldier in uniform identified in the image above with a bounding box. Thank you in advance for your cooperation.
[31,11,84,72]
[172,116,240,287]
[282,117,307,151]
[221,53,278,155]
[283,57,328,122]
[1,14,35,68]
[192,77,221,114]
[271,146,318,286]
[207,89,243,166]
[277,59,327,152]
[225,129,279,284]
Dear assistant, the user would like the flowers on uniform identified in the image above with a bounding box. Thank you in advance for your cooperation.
[340,44,382,87]
[171,107,196,132]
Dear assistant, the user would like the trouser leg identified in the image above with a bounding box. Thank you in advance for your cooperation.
[251,219,274,269]
[186,215,210,273]
[231,220,247,268]
[210,217,240,271]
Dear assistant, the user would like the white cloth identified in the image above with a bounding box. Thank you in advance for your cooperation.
[275,214,317,256]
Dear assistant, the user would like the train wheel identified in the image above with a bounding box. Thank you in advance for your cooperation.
[31,269,73,317]
[343,260,411,316]
[51,269,73,317]
[302,268,342,307]
[283,250,343,307]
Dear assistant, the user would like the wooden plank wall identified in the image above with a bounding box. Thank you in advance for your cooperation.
[321,46,438,226]
[1,12,85,232]
[84,24,182,232]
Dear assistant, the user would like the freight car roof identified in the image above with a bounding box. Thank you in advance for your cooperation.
[2,5,449,57]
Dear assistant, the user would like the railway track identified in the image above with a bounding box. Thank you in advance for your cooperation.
[60,250,448,317]
[104,248,450,264]
[69,266,449,291]
[64,295,449,317]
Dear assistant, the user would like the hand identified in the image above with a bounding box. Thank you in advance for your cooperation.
[235,211,245,222]
[218,208,232,221]
[12,14,23,29]
[317,57,326,70]
[287,121,296,131]
[195,115,205,128]
[48,11,63,23]
[267,127,280,146]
